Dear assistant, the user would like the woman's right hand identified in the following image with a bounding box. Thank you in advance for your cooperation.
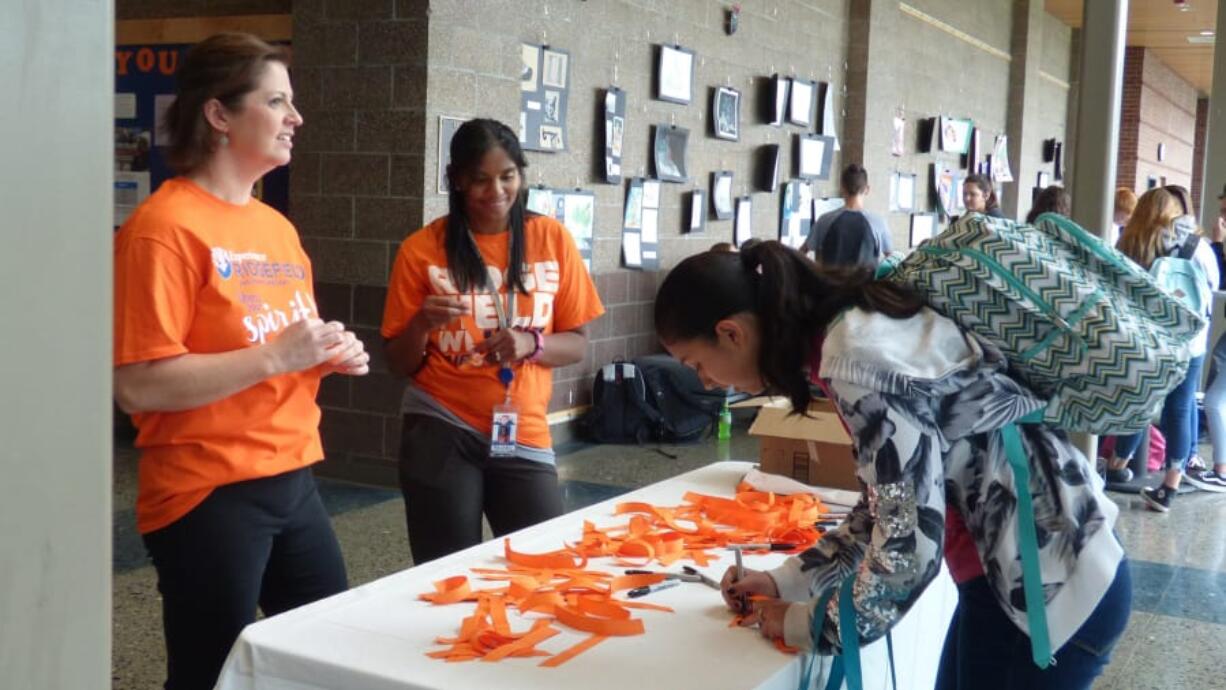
[721,566,780,613]
[268,318,346,374]
[411,295,471,331]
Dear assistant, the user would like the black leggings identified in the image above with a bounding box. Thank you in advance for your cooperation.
[142,467,348,690]
[398,413,564,564]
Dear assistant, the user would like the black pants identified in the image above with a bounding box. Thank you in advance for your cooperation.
[398,413,564,564]
[142,467,348,690]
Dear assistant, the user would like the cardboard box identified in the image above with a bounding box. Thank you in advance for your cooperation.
[733,396,859,490]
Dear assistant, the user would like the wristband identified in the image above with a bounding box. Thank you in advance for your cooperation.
[526,328,545,362]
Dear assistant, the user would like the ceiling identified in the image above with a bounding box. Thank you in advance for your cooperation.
[1046,0,1217,95]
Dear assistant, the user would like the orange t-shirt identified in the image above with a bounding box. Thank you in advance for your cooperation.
[382,214,604,449]
[114,177,324,534]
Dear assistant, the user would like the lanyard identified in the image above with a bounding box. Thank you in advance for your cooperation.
[472,230,517,395]
[487,279,517,331]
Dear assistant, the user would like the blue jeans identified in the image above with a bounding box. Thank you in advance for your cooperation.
[935,560,1132,690]
[1115,355,1205,471]
[1205,335,1226,466]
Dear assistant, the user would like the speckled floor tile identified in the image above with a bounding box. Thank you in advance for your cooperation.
[1094,613,1226,689]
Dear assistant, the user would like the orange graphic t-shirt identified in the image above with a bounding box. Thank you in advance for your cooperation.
[382,214,604,449]
[114,178,324,534]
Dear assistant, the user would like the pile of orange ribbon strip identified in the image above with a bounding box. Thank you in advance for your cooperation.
[419,482,830,666]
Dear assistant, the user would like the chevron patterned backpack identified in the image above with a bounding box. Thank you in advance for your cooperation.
[883,212,1205,434]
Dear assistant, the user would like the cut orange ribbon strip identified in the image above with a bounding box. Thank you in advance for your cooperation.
[423,486,833,666]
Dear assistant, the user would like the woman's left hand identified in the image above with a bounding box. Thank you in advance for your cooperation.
[738,597,790,642]
[474,328,535,365]
[321,330,371,377]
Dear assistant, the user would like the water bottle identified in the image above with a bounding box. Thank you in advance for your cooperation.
[718,399,733,440]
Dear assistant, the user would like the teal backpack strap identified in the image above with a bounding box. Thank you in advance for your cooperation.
[886,631,897,690]
[801,585,840,690]
[1001,412,1054,669]
[801,577,864,690]
[837,575,864,690]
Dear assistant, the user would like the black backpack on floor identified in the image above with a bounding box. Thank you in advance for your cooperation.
[584,355,725,444]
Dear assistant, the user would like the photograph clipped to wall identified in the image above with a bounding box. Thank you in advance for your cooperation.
[657,44,695,105]
[779,179,815,249]
[734,195,753,247]
[756,144,781,192]
[932,162,958,218]
[711,171,734,220]
[688,189,707,233]
[712,86,740,141]
[990,134,1013,183]
[910,213,938,247]
[789,78,815,128]
[653,124,690,183]
[891,113,906,157]
[817,81,838,148]
[519,43,570,152]
[622,177,661,270]
[604,87,626,184]
[770,74,790,126]
[525,185,554,216]
[939,116,973,155]
[436,115,468,194]
[525,186,595,271]
[890,171,917,212]
[797,134,835,181]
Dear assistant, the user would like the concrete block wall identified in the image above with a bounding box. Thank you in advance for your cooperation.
[420,0,851,268]
[114,0,1079,487]
[413,0,852,439]
[1027,11,1073,200]
[289,0,431,485]
[849,0,1064,247]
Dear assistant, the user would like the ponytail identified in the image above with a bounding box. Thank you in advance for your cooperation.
[655,241,923,412]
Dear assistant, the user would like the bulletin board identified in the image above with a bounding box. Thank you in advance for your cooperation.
[114,39,290,226]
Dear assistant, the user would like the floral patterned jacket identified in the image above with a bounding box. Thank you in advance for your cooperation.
[770,307,1124,654]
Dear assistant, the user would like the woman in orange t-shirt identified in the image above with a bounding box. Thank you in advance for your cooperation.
[112,34,368,690]
[383,119,604,564]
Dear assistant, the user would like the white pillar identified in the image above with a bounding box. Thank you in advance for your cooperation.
[0,0,114,687]
[1069,0,1128,238]
[1198,0,1226,225]
[1067,0,1128,461]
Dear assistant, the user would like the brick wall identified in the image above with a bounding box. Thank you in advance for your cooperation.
[1193,97,1209,212]
[1117,48,1199,196]
[1115,47,1144,194]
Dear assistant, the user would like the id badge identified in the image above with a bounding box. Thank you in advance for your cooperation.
[490,402,519,457]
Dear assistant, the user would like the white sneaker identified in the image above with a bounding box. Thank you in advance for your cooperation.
[1185,469,1226,493]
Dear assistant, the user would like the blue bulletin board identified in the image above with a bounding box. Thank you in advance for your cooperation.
[114,42,290,227]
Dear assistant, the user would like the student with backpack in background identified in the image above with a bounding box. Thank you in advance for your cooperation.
[654,242,1131,690]
[1106,188,1219,511]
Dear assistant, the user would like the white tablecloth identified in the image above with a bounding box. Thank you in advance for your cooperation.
[215,461,957,690]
